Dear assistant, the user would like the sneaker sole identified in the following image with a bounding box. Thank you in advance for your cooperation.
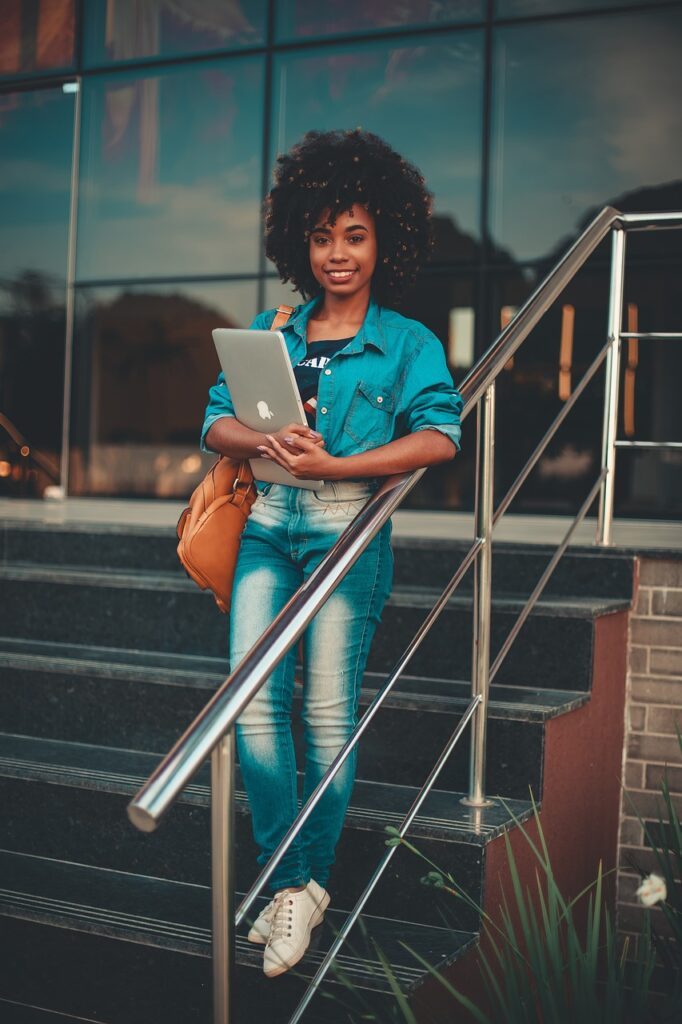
[263,892,330,978]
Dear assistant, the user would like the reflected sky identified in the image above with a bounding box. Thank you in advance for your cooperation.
[496,0,662,16]
[275,0,483,41]
[0,87,73,283]
[272,33,484,248]
[83,0,266,67]
[490,8,682,261]
[77,56,265,280]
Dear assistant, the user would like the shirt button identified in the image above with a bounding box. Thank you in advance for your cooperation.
[320,406,328,415]
[376,395,383,404]
[324,368,332,376]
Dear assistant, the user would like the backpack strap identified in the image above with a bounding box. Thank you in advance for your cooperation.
[270,304,295,331]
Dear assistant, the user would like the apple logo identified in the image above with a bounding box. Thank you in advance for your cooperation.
[257,400,274,420]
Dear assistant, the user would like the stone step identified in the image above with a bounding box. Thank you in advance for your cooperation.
[0,565,628,690]
[0,638,588,798]
[0,849,477,1023]
[0,733,533,932]
[1,522,636,600]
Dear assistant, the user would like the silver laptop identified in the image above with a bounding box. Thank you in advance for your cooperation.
[212,328,324,490]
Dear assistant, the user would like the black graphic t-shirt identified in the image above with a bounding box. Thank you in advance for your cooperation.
[294,338,351,428]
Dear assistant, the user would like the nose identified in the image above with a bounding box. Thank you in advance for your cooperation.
[328,239,349,262]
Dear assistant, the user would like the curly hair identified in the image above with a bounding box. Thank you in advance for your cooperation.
[264,129,433,307]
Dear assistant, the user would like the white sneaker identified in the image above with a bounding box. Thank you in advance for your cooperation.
[247,897,276,945]
[263,879,330,978]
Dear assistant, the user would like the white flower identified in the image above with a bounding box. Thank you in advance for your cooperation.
[635,873,667,907]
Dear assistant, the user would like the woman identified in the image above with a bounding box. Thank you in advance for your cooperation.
[201,129,462,979]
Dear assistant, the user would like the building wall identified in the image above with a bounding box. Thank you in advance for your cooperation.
[1,0,681,509]
[618,556,682,944]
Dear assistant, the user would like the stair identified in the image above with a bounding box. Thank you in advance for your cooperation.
[0,520,635,1022]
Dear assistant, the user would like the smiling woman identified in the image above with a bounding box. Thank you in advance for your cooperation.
[200,128,462,980]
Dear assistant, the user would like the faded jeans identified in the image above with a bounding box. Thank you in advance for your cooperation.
[230,481,393,893]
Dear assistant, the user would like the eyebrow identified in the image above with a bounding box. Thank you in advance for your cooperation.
[311,224,369,233]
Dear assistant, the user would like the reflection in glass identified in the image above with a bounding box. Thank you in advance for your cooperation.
[77,57,265,280]
[496,0,660,16]
[490,9,682,263]
[0,0,75,78]
[69,281,257,497]
[490,259,682,519]
[84,0,266,66]
[272,34,484,258]
[276,0,483,42]
[0,86,74,496]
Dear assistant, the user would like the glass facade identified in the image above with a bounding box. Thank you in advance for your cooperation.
[1,0,681,517]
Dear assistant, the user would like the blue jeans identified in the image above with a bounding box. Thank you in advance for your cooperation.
[230,481,393,893]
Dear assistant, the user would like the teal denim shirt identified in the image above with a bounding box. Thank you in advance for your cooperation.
[201,294,462,460]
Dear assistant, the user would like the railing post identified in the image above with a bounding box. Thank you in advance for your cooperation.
[211,729,235,1024]
[597,226,627,545]
[462,384,495,808]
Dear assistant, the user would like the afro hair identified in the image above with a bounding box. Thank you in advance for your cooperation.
[264,129,433,307]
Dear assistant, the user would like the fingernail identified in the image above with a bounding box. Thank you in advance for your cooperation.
[284,435,294,443]
[256,445,267,451]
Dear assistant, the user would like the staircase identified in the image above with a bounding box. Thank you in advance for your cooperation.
[0,516,635,1023]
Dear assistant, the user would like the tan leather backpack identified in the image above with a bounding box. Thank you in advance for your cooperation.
[176,304,294,613]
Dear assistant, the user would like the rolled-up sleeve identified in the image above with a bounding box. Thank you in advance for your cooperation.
[199,310,273,453]
[401,331,463,451]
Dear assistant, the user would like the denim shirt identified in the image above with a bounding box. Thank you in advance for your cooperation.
[200,294,463,460]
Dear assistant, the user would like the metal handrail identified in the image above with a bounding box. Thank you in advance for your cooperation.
[126,207,682,1024]
[0,412,61,482]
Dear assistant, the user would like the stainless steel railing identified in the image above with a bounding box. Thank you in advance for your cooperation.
[128,206,682,1023]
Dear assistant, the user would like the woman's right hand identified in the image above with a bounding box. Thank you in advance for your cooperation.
[271,423,325,455]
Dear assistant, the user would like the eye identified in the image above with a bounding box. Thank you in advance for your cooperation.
[348,234,365,244]
[311,235,329,245]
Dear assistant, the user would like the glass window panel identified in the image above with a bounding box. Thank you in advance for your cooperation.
[0,85,74,496]
[83,0,266,67]
[489,258,682,519]
[69,280,258,497]
[77,57,265,281]
[272,34,484,261]
[496,0,661,17]
[490,9,682,263]
[0,0,75,79]
[276,0,483,42]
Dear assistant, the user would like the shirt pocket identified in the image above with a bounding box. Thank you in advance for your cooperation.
[344,379,396,450]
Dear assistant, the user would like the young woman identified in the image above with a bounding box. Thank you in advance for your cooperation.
[201,129,462,978]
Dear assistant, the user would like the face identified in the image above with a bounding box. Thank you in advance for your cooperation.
[308,205,378,301]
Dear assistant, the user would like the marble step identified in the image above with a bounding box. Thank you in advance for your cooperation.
[0,732,533,932]
[0,1000,101,1024]
[0,565,628,690]
[0,638,587,799]
[0,848,477,1023]
[1,521,635,600]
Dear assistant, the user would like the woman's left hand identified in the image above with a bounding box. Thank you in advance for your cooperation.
[257,433,341,479]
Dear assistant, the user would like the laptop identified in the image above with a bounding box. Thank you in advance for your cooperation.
[212,327,324,490]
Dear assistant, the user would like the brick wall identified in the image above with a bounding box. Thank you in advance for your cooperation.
[617,557,682,946]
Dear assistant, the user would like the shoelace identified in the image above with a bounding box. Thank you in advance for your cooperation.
[267,889,297,943]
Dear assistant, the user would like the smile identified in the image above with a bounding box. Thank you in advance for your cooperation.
[325,270,357,280]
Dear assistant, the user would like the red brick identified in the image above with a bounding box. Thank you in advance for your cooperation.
[624,762,645,789]
[620,817,644,847]
[631,619,682,647]
[630,676,682,705]
[652,589,682,617]
[650,648,682,677]
[628,705,646,732]
[639,560,682,587]
[645,762,682,793]
[647,705,682,735]
[629,647,649,674]
[628,732,682,762]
